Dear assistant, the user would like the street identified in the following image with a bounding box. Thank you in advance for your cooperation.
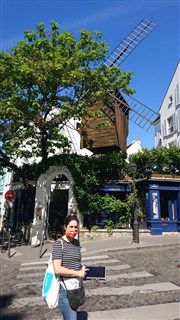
[0,245,180,320]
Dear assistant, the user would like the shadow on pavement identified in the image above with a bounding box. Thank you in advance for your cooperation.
[0,295,23,320]
[0,314,23,320]
[77,311,88,320]
[0,294,13,309]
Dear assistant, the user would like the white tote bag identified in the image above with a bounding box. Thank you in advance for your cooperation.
[42,255,60,309]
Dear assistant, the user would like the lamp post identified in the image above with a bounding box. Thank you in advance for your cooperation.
[128,163,139,243]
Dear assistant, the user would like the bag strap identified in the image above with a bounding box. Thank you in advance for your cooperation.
[58,238,66,286]
[61,276,67,290]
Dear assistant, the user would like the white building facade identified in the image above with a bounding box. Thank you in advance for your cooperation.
[126,139,142,160]
[154,61,180,148]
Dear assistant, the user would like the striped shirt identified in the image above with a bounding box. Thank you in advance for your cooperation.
[52,238,82,274]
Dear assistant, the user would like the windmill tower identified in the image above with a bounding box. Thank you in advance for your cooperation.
[80,18,159,153]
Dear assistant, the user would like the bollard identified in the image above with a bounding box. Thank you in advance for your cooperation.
[8,228,11,258]
[38,230,44,260]
[1,228,5,253]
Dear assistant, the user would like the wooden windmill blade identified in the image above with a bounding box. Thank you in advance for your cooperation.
[104,18,158,132]
[80,19,158,153]
[109,91,159,132]
[105,18,157,68]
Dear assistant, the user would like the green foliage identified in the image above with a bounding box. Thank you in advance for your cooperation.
[90,225,99,231]
[88,191,130,228]
[94,151,127,181]
[123,193,134,219]
[80,226,88,230]
[0,21,134,181]
[104,219,115,235]
[130,146,180,177]
[19,153,129,219]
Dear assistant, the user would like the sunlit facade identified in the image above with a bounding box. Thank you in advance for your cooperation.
[154,61,180,148]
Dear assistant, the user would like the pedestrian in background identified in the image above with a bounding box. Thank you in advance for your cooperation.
[52,214,88,320]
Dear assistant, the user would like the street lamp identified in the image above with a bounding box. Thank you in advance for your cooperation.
[128,162,139,243]
[144,168,152,179]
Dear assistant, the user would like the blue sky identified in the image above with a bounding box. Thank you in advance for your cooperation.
[0,0,179,149]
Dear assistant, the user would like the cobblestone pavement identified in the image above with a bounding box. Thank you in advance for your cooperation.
[0,246,180,320]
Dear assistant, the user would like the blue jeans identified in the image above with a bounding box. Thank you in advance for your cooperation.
[59,286,77,320]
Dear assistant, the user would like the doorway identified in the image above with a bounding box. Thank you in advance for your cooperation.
[48,174,69,239]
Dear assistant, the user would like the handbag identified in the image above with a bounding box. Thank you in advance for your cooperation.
[61,277,86,310]
[42,255,60,309]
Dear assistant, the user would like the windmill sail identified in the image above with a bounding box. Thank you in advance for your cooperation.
[105,18,157,68]
[108,91,158,131]
[104,18,158,132]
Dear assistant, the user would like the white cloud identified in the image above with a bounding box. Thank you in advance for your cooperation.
[62,3,129,30]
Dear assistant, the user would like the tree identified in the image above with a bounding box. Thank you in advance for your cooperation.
[130,146,180,176]
[0,21,134,184]
[94,151,127,182]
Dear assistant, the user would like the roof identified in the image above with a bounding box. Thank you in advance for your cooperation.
[150,173,180,182]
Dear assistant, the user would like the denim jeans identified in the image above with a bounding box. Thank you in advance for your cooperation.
[59,286,77,320]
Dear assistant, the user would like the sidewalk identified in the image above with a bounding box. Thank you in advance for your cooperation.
[1,233,180,320]
[82,232,180,256]
[87,302,180,320]
[1,233,179,263]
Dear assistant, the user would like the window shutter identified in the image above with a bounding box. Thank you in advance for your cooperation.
[163,120,167,137]
[175,83,180,106]
[177,109,180,132]
[173,114,177,131]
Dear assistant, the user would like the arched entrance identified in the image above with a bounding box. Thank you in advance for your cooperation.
[48,174,69,239]
[31,166,79,245]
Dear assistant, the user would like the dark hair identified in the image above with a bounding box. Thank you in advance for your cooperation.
[64,214,79,228]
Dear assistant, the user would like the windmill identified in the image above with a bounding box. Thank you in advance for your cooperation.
[80,18,159,153]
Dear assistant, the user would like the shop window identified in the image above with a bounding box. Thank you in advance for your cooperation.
[160,191,178,221]
[172,200,175,220]
[160,191,169,221]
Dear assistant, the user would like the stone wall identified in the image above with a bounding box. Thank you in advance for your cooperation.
[79,229,151,241]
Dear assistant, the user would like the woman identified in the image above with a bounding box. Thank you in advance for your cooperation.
[52,214,88,320]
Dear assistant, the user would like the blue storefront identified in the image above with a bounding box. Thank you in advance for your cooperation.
[142,176,180,235]
[94,183,131,195]
[92,177,180,234]
[91,183,131,226]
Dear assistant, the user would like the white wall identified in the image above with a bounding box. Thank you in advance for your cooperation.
[15,117,92,167]
[155,61,180,148]
[126,139,142,161]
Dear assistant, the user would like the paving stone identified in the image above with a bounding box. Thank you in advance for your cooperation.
[82,255,109,262]
[87,302,180,320]
[85,282,180,296]
[1,246,180,320]
[107,271,154,281]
